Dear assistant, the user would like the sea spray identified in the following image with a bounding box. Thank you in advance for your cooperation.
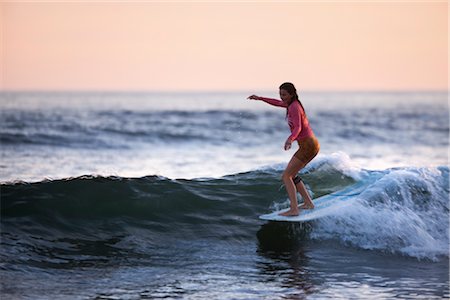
[310,166,449,261]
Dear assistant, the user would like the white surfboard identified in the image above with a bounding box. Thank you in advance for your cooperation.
[259,177,375,222]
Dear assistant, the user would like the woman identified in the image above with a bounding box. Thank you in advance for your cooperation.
[248,82,320,216]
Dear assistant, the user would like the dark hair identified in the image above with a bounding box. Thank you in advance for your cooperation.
[279,82,306,116]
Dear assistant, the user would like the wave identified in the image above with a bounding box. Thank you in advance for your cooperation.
[1,154,448,266]
[310,165,449,261]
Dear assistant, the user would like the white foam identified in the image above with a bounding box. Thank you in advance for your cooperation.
[253,152,365,179]
[310,167,449,261]
[308,152,364,180]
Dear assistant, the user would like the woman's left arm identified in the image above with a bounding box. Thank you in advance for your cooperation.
[285,104,302,149]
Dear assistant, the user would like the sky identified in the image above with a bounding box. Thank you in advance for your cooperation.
[1,1,448,92]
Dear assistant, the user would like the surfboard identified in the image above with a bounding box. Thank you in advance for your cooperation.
[259,177,374,222]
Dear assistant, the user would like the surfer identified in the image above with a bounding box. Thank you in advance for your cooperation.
[247,82,320,216]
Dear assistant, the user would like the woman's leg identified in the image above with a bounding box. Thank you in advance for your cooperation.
[280,156,306,216]
[292,136,319,210]
[296,180,314,209]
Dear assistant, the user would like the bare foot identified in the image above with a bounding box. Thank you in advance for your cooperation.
[299,203,315,210]
[279,209,300,217]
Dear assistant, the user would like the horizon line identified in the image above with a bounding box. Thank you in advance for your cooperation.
[1,88,448,94]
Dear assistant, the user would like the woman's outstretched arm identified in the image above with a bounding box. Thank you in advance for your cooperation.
[247,95,287,108]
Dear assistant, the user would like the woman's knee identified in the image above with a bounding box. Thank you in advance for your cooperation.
[281,171,294,182]
[283,157,306,181]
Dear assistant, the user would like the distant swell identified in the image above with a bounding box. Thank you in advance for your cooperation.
[0,109,271,149]
[1,159,449,266]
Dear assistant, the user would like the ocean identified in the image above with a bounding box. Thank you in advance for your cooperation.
[1,91,449,299]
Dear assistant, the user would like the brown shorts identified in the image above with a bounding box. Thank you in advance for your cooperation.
[294,135,320,165]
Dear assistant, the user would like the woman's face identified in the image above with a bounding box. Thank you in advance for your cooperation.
[279,89,292,104]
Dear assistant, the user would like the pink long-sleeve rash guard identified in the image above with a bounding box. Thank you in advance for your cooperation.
[260,97,314,142]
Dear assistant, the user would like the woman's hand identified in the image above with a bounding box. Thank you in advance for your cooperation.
[284,138,292,151]
[247,95,261,100]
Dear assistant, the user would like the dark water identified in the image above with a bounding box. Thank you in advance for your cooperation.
[1,91,449,299]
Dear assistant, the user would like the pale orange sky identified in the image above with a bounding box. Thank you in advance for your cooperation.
[1,1,448,92]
